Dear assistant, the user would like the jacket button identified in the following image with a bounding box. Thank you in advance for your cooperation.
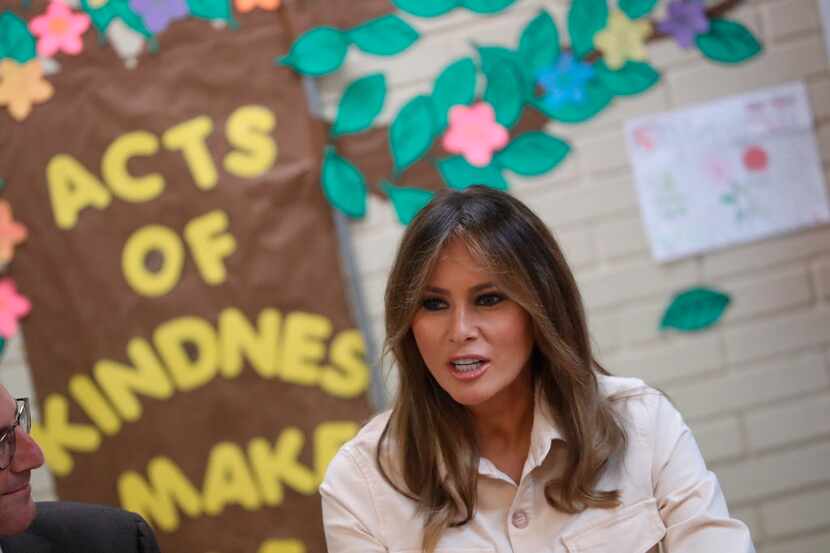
[511,510,529,529]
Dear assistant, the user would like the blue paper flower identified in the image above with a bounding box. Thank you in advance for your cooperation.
[535,53,595,109]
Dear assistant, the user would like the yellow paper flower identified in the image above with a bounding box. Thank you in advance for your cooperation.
[89,0,109,7]
[235,0,281,12]
[0,200,27,264]
[0,59,54,122]
[593,10,652,70]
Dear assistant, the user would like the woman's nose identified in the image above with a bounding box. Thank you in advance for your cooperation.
[448,306,478,343]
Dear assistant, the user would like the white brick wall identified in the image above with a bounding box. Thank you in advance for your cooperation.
[2,0,829,548]
[745,393,830,451]
[716,441,830,504]
[760,486,830,536]
[763,531,830,553]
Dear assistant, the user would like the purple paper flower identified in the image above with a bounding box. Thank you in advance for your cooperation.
[129,0,189,34]
[535,53,595,110]
[658,0,710,49]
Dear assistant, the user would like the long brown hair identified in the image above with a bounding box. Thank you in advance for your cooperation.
[379,186,627,552]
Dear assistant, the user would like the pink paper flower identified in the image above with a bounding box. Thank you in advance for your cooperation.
[442,102,509,167]
[0,278,31,338]
[29,1,91,58]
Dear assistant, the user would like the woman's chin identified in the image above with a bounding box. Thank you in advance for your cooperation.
[448,387,494,408]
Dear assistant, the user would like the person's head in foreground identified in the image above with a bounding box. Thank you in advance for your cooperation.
[382,185,621,545]
[0,384,45,536]
[321,186,753,553]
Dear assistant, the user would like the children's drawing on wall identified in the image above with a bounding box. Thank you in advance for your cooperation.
[625,81,830,262]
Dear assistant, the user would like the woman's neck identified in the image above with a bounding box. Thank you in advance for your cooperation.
[469,371,535,481]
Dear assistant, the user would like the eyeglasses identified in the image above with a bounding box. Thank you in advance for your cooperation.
[0,398,31,471]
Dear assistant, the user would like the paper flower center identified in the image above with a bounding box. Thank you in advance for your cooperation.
[48,17,70,36]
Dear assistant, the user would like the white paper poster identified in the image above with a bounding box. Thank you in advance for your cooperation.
[624,81,830,262]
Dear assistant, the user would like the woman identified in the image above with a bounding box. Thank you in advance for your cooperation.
[320,186,754,553]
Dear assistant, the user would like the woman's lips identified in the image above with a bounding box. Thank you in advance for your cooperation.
[447,360,490,381]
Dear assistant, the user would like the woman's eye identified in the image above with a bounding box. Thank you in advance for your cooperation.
[421,297,447,311]
[476,293,503,307]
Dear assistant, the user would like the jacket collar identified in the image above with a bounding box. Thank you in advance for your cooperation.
[477,386,566,483]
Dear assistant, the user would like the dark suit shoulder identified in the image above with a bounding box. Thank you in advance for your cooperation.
[0,529,53,553]
[1,502,160,553]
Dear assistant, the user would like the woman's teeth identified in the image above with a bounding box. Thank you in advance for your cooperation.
[451,359,483,372]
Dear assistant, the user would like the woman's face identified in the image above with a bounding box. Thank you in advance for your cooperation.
[411,238,535,410]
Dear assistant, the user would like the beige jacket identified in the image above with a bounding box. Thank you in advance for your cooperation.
[320,375,754,553]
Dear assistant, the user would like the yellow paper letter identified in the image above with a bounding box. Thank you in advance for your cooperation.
[202,442,262,516]
[46,154,111,230]
[280,312,331,387]
[30,394,102,477]
[218,307,281,379]
[94,337,175,422]
[224,105,277,178]
[314,421,358,481]
[184,210,237,286]
[162,115,217,190]
[121,225,184,297]
[258,539,306,553]
[321,329,369,398]
[102,131,165,202]
[118,457,203,533]
[68,375,122,436]
[248,428,317,506]
[154,316,218,392]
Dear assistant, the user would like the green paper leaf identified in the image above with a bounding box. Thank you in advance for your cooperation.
[0,336,5,357]
[390,95,437,173]
[81,0,152,37]
[187,0,232,21]
[494,131,570,176]
[477,45,517,75]
[476,45,534,98]
[660,287,731,332]
[347,15,419,56]
[332,73,387,137]
[695,19,763,64]
[568,0,608,58]
[619,0,657,20]
[595,60,660,96]
[483,60,524,128]
[461,0,514,14]
[518,10,559,75]
[432,57,477,130]
[321,148,367,218]
[279,27,349,76]
[436,156,508,190]
[530,80,613,123]
[382,181,435,225]
[392,0,458,17]
[0,11,36,63]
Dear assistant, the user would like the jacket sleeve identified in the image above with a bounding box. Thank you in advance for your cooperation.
[649,393,755,552]
[132,512,161,553]
[319,446,388,553]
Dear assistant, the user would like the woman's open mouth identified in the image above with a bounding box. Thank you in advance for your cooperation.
[448,358,490,380]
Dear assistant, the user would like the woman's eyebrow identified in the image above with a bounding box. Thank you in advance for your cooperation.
[424,282,497,294]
